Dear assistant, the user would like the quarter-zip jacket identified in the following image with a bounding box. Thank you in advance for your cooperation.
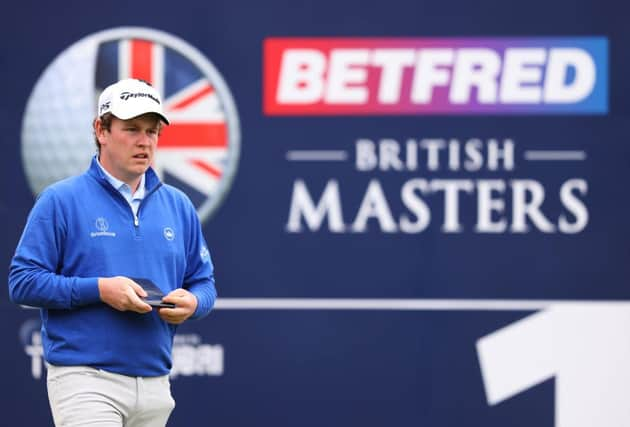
[9,157,217,376]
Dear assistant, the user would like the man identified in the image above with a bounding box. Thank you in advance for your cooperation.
[9,78,217,426]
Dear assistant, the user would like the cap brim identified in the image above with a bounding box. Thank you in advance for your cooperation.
[109,109,170,125]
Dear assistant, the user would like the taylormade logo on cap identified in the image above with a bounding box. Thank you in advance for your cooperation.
[119,91,161,104]
[97,78,169,124]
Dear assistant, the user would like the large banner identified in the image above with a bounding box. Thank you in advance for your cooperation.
[1,1,628,425]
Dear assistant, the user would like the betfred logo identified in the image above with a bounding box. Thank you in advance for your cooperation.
[263,37,607,115]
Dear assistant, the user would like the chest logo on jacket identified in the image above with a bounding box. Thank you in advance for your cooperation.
[20,27,241,225]
[163,227,175,241]
[90,217,116,238]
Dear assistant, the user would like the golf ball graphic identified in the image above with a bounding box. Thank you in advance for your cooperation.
[21,36,97,195]
[21,27,240,223]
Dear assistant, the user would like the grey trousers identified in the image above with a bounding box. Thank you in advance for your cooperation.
[46,364,175,427]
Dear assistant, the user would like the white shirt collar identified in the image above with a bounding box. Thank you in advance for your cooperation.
[96,157,145,200]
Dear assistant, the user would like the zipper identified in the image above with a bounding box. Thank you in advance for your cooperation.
[93,169,163,231]
[134,183,162,229]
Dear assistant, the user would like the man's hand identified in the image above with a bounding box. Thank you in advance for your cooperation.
[158,288,198,324]
[98,276,152,313]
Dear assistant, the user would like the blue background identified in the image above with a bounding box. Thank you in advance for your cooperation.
[0,0,627,425]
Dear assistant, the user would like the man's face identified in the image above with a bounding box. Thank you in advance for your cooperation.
[96,113,161,186]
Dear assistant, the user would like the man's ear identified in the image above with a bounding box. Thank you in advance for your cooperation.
[94,118,107,144]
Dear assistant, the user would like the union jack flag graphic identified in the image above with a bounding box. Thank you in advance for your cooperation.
[95,36,239,220]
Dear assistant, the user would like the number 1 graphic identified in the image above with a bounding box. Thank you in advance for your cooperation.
[477,304,630,427]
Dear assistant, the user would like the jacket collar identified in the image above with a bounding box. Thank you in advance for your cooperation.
[87,156,162,193]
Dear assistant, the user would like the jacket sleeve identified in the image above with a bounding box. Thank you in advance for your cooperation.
[8,189,101,309]
[182,198,217,320]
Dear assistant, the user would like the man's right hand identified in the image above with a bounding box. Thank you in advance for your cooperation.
[98,276,152,313]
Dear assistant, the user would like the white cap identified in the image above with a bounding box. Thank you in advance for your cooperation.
[97,78,169,124]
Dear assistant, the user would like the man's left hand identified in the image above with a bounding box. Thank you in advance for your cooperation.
[158,288,198,324]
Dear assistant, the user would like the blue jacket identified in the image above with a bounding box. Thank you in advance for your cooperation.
[9,157,217,376]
